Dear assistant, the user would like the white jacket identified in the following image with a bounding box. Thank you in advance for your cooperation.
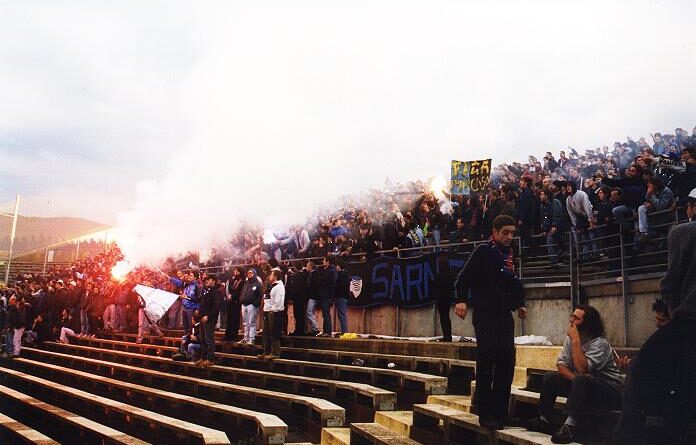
[263,281,285,313]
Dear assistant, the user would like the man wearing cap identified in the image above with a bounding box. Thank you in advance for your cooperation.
[686,188,696,223]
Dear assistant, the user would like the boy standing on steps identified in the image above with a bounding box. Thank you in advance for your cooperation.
[453,215,527,431]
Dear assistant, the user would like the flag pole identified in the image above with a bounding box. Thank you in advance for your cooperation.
[4,195,20,285]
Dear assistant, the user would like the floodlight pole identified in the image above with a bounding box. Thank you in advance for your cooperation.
[4,195,20,285]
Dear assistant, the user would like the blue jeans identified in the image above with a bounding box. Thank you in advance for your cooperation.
[637,204,652,234]
[4,329,13,355]
[335,298,348,333]
[573,228,598,261]
[545,233,559,264]
[242,304,258,343]
[612,205,635,229]
[80,309,90,335]
[306,299,320,333]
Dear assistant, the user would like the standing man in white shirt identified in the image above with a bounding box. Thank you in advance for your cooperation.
[259,269,285,360]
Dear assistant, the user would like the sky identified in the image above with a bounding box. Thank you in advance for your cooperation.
[1,1,695,257]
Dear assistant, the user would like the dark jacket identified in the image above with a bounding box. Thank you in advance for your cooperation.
[334,269,352,300]
[603,176,646,209]
[453,244,525,314]
[8,302,29,329]
[6,304,19,329]
[318,266,338,299]
[660,221,696,320]
[286,269,308,302]
[540,198,563,232]
[80,291,93,311]
[199,286,223,320]
[239,271,263,306]
[60,314,80,333]
[674,165,696,205]
[226,277,244,304]
[307,269,321,299]
[516,187,535,225]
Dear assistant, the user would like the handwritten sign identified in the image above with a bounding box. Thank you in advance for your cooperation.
[451,159,491,195]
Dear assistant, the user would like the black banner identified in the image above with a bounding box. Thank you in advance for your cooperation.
[344,251,471,308]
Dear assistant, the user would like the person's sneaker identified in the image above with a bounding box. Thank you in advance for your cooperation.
[551,424,576,444]
[317,332,331,337]
[527,416,552,434]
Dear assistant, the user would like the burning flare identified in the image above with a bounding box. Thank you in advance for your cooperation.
[111,260,133,282]
[429,176,453,215]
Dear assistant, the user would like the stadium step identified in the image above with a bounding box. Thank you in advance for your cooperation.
[102,332,476,394]
[373,411,413,437]
[349,422,423,445]
[0,384,149,445]
[0,412,61,445]
[425,394,472,412]
[22,345,344,442]
[8,352,288,445]
[0,364,230,445]
[160,329,478,360]
[321,427,351,445]
[45,341,396,416]
[73,336,448,400]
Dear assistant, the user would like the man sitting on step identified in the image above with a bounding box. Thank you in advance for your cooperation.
[528,304,624,444]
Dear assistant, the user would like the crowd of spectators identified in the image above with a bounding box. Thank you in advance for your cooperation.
[211,127,696,269]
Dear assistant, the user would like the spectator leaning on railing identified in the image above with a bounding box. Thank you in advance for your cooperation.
[636,176,674,242]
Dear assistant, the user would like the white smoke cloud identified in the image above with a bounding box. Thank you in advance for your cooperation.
[113,0,696,266]
[3,1,695,265]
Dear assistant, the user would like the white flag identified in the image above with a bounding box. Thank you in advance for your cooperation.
[134,284,179,323]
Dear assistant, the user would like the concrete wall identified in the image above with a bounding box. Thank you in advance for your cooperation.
[289,275,660,346]
[371,277,655,346]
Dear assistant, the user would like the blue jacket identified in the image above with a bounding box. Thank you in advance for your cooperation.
[170,277,200,310]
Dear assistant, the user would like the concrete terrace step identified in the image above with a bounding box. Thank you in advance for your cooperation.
[373,411,413,437]
[321,428,351,445]
[0,412,61,445]
[0,365,230,445]
[12,352,287,445]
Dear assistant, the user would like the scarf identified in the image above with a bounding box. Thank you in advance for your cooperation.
[488,236,515,274]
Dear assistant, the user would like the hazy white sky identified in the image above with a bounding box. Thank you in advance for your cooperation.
[1,0,695,225]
